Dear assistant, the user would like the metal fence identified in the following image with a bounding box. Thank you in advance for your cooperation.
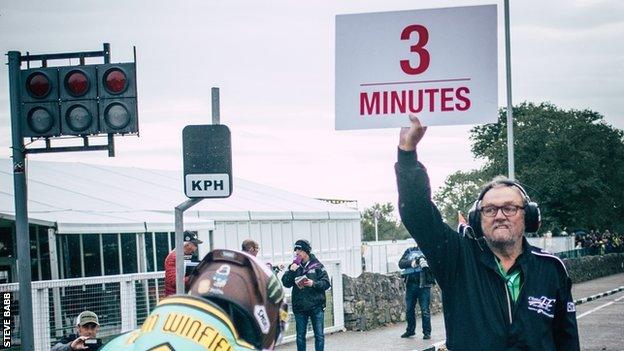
[0,272,165,351]
[0,260,343,350]
[362,239,416,274]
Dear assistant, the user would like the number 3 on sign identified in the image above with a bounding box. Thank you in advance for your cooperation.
[400,24,430,75]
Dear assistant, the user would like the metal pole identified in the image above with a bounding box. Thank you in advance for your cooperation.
[211,87,220,125]
[8,50,35,351]
[504,0,515,180]
[174,198,202,294]
[373,209,379,242]
[374,216,379,241]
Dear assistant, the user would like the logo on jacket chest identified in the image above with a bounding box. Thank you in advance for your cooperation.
[527,295,556,318]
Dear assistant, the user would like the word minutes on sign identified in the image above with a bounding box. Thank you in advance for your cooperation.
[360,86,471,116]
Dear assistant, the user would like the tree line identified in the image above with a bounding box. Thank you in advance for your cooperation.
[362,102,624,240]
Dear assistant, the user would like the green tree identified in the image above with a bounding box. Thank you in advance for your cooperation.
[361,202,411,241]
[435,102,624,233]
[433,169,487,230]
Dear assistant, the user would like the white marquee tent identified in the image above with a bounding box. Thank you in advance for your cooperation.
[0,158,362,278]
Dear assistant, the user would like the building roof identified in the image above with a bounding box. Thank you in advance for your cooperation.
[0,158,359,233]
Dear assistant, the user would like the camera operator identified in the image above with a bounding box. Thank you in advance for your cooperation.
[51,311,101,350]
[398,245,435,340]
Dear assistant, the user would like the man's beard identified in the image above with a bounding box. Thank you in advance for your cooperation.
[484,228,520,252]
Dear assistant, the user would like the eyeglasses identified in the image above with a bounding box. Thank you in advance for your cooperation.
[479,204,525,217]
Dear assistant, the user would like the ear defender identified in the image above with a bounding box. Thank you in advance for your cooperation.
[467,180,541,238]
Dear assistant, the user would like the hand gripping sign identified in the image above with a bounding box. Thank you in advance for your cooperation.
[335,5,498,129]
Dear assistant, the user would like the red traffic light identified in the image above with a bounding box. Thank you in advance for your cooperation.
[64,70,90,97]
[103,68,127,94]
[26,72,52,99]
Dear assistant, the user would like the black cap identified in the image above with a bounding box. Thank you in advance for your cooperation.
[293,239,311,254]
[184,230,203,245]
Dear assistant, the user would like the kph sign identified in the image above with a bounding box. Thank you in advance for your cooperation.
[183,125,232,198]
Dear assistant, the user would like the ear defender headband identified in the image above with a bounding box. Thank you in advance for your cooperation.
[467,179,541,238]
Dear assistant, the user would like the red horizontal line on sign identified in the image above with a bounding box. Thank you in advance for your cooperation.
[360,78,471,87]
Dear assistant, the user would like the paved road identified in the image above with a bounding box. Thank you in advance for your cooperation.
[276,273,624,351]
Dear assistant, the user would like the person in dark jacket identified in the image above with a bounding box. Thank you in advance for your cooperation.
[398,246,435,339]
[394,114,579,351]
[281,239,331,351]
[51,311,101,351]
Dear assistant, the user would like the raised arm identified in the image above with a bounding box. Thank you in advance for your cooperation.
[395,114,461,288]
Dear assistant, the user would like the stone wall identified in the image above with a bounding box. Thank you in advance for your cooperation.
[564,253,624,283]
[342,253,624,331]
[342,271,442,331]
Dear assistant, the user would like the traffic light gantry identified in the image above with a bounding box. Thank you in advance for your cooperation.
[12,43,139,155]
[6,42,140,351]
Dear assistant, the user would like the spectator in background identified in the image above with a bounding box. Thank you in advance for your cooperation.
[398,245,435,340]
[241,238,284,273]
[51,311,101,350]
[164,230,202,297]
[281,239,331,351]
[241,239,260,256]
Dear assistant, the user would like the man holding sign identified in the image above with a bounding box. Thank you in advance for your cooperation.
[394,114,580,350]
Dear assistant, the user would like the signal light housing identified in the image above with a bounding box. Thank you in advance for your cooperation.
[102,68,128,94]
[19,61,138,138]
[60,99,99,135]
[21,68,58,102]
[59,66,97,100]
[98,63,138,134]
[22,102,61,137]
[59,65,98,135]
[20,68,61,137]
[64,70,90,97]
[26,73,52,98]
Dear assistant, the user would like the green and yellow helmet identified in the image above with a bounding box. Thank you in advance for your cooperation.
[102,249,288,351]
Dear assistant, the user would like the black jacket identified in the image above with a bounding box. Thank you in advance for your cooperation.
[398,247,436,288]
[281,254,331,313]
[395,149,579,351]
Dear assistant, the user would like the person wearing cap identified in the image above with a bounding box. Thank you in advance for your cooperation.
[281,239,331,351]
[51,311,101,350]
[164,230,203,297]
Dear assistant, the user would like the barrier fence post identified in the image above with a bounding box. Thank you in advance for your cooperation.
[32,288,50,351]
[331,261,345,330]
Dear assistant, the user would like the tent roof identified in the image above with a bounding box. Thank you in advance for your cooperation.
[0,158,359,233]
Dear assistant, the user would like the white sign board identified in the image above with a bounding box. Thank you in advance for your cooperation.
[185,173,231,198]
[335,5,498,130]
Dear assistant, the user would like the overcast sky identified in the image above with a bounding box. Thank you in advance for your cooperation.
[1,0,622,210]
